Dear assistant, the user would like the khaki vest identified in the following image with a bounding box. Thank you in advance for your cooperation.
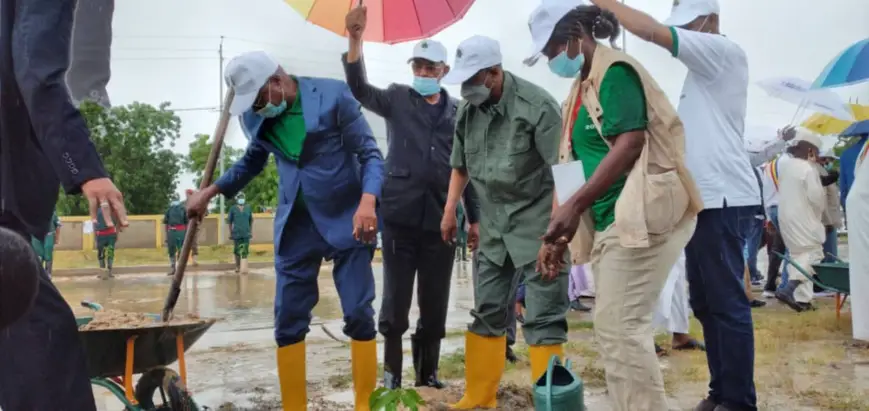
[558,45,704,264]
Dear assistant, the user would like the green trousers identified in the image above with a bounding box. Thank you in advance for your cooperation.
[470,252,569,345]
[233,238,250,258]
[96,234,117,268]
[167,230,186,260]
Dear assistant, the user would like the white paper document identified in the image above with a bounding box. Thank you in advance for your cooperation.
[551,161,586,206]
[82,220,94,234]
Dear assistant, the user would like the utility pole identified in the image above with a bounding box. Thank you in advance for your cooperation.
[218,35,225,245]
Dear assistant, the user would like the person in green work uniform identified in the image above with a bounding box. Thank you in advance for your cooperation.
[455,202,468,261]
[164,199,188,275]
[439,35,567,409]
[30,210,62,276]
[95,207,119,279]
[227,196,254,274]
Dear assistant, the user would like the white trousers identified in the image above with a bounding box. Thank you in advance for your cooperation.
[652,251,690,334]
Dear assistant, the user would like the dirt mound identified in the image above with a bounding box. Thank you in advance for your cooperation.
[417,383,534,410]
[78,309,204,330]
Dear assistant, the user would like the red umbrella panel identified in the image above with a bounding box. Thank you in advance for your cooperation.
[285,0,476,45]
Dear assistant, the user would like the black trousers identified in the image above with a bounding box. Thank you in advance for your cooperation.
[378,222,455,340]
[0,254,96,410]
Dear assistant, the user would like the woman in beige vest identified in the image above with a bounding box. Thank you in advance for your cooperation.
[526,3,702,410]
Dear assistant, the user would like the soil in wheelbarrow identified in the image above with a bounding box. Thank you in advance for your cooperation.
[79,309,204,331]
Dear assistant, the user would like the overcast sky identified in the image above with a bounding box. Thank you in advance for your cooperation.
[108,0,869,194]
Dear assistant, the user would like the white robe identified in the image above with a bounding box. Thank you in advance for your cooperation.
[778,157,826,303]
[847,146,869,341]
[653,251,690,334]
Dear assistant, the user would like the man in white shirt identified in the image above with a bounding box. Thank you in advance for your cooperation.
[845,136,869,341]
[775,132,826,312]
[590,0,759,410]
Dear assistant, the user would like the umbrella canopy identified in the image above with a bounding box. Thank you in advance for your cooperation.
[812,37,869,89]
[284,0,476,44]
[841,119,869,137]
[802,103,869,135]
[756,76,852,120]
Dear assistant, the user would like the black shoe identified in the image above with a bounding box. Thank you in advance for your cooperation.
[775,280,804,312]
[413,336,445,389]
[570,299,592,312]
[383,337,403,389]
[749,299,767,308]
[694,397,718,411]
[505,345,518,364]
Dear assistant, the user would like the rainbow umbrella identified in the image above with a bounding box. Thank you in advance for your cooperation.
[284,0,476,44]
[812,37,869,88]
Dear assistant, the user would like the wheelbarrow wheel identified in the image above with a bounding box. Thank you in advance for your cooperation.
[135,367,195,411]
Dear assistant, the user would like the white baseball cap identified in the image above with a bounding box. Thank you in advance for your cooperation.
[224,51,280,115]
[525,0,587,66]
[441,36,502,85]
[407,39,448,64]
[792,127,824,151]
[663,0,720,27]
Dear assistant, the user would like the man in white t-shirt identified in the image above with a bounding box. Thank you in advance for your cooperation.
[591,1,758,410]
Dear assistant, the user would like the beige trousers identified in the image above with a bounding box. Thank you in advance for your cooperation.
[591,218,696,411]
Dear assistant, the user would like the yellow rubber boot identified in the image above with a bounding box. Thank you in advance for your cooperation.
[529,344,565,384]
[351,339,377,411]
[449,332,506,409]
[276,341,307,411]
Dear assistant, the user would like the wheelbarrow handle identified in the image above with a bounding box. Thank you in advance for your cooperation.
[80,301,103,311]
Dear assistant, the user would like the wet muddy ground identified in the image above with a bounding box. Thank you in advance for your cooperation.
[55,244,869,410]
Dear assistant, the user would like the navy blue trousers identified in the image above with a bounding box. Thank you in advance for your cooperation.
[685,205,759,411]
[274,207,377,347]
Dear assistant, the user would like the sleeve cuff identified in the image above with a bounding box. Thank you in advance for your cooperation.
[668,26,679,58]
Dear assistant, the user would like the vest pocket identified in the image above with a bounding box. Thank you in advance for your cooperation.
[644,170,689,235]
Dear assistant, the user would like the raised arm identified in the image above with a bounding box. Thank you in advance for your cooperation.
[342,4,394,118]
[590,0,674,52]
[213,138,271,199]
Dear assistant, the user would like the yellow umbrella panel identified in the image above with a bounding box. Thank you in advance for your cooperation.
[802,103,869,135]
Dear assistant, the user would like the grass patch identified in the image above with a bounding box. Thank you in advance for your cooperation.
[327,373,353,389]
[799,388,869,410]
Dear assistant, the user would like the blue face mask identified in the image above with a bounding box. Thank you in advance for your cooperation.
[412,76,441,97]
[237,199,246,205]
[548,50,585,79]
[824,163,834,171]
[257,100,287,118]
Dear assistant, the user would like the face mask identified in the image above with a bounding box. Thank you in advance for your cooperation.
[238,199,246,205]
[824,163,834,171]
[461,74,492,106]
[171,200,181,206]
[548,47,585,79]
[256,85,288,118]
[412,76,441,97]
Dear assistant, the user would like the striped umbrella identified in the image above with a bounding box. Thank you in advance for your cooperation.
[812,37,869,89]
[284,0,476,44]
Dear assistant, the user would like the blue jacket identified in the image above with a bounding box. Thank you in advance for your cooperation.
[215,77,384,252]
[839,135,867,209]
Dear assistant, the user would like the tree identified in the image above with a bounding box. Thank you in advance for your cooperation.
[184,134,279,213]
[56,101,183,216]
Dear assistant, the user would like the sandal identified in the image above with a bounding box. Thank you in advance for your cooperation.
[655,343,667,357]
[673,339,706,351]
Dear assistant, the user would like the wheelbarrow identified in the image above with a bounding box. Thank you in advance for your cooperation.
[775,252,850,319]
[77,301,217,410]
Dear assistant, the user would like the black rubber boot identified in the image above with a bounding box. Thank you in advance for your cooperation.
[415,338,445,389]
[775,280,804,312]
[411,335,421,384]
[45,261,53,276]
[383,337,403,389]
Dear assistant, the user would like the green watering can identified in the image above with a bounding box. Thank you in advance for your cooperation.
[533,355,584,411]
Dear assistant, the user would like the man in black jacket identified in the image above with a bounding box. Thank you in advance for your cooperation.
[344,5,480,390]
[0,0,128,409]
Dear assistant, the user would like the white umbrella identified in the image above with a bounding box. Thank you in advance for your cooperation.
[756,76,854,121]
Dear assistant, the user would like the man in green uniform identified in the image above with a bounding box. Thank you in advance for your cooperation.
[163,200,188,275]
[227,196,254,274]
[30,211,61,276]
[455,202,468,261]
[439,35,566,409]
[95,208,118,279]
